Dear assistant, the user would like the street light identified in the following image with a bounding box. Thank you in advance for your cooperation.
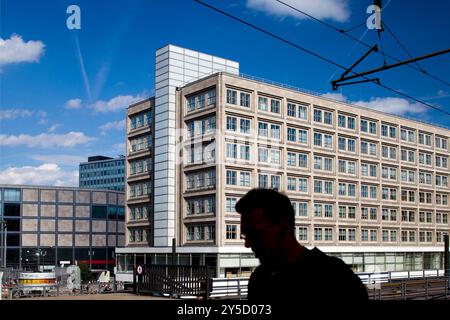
[0,220,7,268]
[88,250,95,270]
[35,248,47,272]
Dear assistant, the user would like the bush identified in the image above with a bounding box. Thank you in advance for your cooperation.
[77,261,95,283]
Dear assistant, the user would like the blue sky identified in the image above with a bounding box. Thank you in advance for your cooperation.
[1,0,449,186]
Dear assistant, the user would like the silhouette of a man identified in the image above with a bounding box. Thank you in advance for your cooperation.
[236,188,368,301]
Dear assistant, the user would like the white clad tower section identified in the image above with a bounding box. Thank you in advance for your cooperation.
[153,44,239,246]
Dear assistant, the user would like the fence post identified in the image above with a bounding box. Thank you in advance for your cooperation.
[237,278,241,299]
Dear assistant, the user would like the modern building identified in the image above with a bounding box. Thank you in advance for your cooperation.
[79,155,126,191]
[0,185,125,271]
[116,45,449,281]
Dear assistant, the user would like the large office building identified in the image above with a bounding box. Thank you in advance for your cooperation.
[0,185,125,271]
[116,45,449,281]
[79,155,126,191]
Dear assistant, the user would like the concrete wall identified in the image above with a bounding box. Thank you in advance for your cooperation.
[76,191,90,203]
[22,234,38,247]
[75,220,90,232]
[92,221,106,233]
[22,204,38,217]
[23,189,38,202]
[58,220,73,232]
[75,234,89,246]
[40,205,55,217]
[58,205,73,218]
[41,189,56,202]
[58,234,73,246]
[40,219,56,232]
[22,219,38,232]
[40,234,55,247]
[75,206,90,218]
[58,190,74,203]
[92,192,107,204]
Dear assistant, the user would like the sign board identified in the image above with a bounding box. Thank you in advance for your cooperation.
[136,265,145,275]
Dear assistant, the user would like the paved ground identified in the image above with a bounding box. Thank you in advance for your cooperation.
[17,292,176,300]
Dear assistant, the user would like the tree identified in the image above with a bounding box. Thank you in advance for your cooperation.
[77,261,94,283]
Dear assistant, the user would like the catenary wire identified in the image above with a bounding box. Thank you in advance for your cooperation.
[274,0,450,89]
[193,0,450,116]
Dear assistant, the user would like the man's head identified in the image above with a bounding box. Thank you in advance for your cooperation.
[235,188,295,265]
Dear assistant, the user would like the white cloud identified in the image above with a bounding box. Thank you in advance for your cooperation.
[91,94,144,113]
[246,0,350,22]
[0,34,45,66]
[353,97,427,115]
[31,154,86,166]
[321,92,347,102]
[112,143,126,154]
[65,98,83,110]
[0,108,34,120]
[99,120,126,135]
[48,124,62,133]
[324,92,428,116]
[0,131,97,148]
[0,163,78,187]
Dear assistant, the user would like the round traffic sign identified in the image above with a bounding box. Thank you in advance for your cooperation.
[136,265,144,275]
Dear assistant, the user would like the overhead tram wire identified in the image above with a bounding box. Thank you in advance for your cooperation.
[274,0,450,89]
[383,23,426,73]
[193,0,450,117]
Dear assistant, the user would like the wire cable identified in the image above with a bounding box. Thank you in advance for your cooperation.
[383,22,426,73]
[193,0,450,117]
[274,0,450,89]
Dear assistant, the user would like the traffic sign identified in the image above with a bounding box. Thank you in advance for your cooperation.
[136,265,144,275]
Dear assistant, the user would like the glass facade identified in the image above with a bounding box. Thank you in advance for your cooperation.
[79,157,125,191]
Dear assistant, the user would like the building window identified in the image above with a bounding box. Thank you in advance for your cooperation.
[226,197,237,212]
[270,99,280,113]
[226,170,237,185]
[226,225,237,240]
[240,119,251,134]
[227,89,237,105]
[240,92,250,107]
[258,97,268,111]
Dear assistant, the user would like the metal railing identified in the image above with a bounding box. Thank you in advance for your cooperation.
[357,269,446,285]
[369,277,449,300]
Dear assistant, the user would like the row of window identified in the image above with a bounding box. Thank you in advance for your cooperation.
[187,90,216,112]
[129,135,152,153]
[80,168,125,178]
[186,224,215,241]
[223,224,449,243]
[130,111,152,130]
[80,179,124,189]
[128,182,152,198]
[186,171,216,190]
[129,158,152,176]
[186,142,216,164]
[224,89,449,149]
[186,197,216,215]
[186,116,216,137]
[224,197,450,222]
[223,143,449,170]
[128,228,151,243]
[129,206,152,221]
[80,160,124,171]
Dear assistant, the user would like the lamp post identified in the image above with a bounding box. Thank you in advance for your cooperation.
[88,250,95,271]
[35,249,47,272]
[0,220,7,268]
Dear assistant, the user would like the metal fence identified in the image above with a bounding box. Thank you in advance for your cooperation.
[136,265,214,299]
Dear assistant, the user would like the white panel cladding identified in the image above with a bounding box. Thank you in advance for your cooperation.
[153,44,239,247]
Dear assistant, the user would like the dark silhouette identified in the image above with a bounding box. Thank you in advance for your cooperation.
[236,188,368,301]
